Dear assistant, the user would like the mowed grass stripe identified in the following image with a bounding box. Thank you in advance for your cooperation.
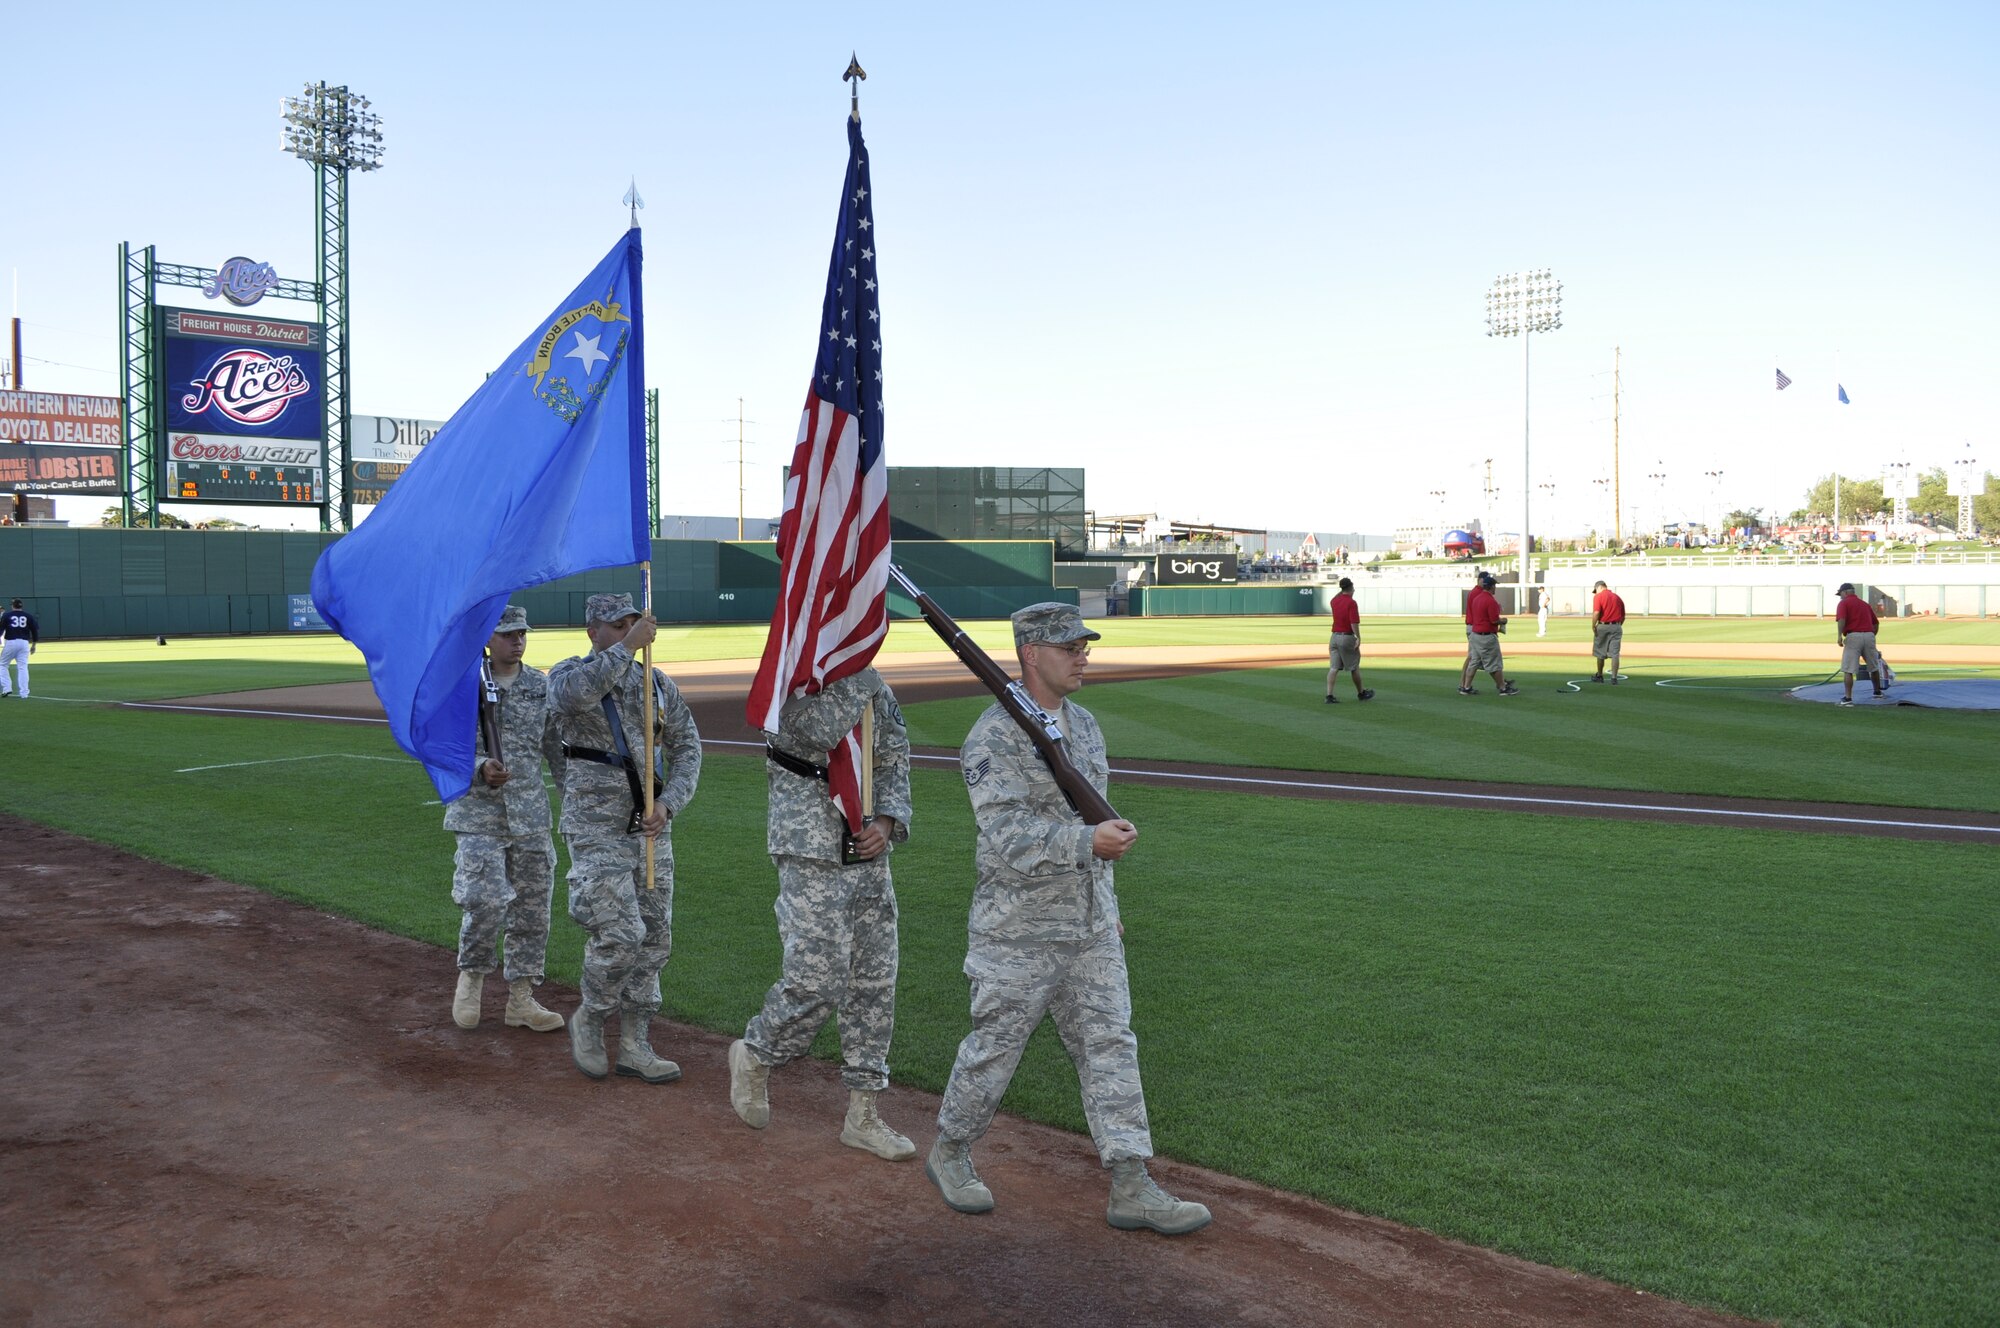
[902,657,2000,812]
[0,692,1993,1325]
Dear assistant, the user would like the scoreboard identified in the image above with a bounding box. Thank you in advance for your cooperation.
[167,458,323,505]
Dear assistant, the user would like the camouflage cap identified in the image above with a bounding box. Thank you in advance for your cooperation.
[1011,601,1101,648]
[584,592,640,624]
[494,604,530,633]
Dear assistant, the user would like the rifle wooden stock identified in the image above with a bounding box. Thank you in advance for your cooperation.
[887,564,1118,825]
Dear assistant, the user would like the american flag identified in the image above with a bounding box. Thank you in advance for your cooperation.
[746,115,889,831]
[1775,367,1793,390]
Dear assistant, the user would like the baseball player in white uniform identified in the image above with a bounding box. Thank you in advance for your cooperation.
[0,599,38,698]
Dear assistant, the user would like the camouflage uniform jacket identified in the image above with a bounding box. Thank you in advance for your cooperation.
[960,698,1120,943]
[764,666,913,863]
[442,665,565,837]
[548,643,702,836]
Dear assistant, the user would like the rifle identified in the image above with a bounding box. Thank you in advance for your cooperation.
[477,657,503,784]
[887,563,1118,825]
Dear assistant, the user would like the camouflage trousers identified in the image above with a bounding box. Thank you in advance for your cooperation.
[937,927,1153,1165]
[564,834,673,1019]
[451,832,555,982]
[743,855,899,1092]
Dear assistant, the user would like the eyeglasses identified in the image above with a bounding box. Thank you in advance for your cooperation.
[1035,641,1091,658]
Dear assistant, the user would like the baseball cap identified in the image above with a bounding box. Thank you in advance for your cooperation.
[585,592,639,624]
[1836,582,1856,595]
[1011,602,1101,648]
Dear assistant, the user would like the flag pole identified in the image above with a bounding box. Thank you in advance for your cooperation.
[642,560,656,891]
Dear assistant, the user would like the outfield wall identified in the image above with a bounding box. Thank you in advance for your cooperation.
[0,530,1067,638]
[1128,572,1999,619]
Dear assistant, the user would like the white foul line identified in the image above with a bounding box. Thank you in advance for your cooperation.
[177,753,407,774]
[705,738,1999,835]
[134,720,1999,838]
[123,701,390,724]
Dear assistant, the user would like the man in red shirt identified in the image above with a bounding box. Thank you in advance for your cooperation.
[1834,582,1886,707]
[1324,577,1375,703]
[1590,580,1627,684]
[1458,571,1518,696]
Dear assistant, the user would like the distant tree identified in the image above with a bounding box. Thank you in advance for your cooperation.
[1970,472,1999,536]
[99,506,190,529]
[195,517,247,530]
[1724,507,1765,530]
[1907,468,1955,526]
[1800,474,1883,520]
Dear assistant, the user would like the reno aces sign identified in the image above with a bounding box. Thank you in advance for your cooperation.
[157,308,324,441]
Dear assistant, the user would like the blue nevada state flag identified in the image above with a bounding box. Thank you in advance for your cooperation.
[1838,384,1851,404]
[312,229,648,801]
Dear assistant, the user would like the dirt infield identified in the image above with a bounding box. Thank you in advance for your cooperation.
[0,815,1764,1327]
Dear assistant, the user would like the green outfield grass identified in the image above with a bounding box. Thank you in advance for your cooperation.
[27,611,1999,682]
[900,656,2000,813]
[0,670,1994,1326]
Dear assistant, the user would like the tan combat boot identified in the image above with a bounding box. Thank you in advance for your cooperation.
[451,970,484,1029]
[727,1039,771,1128]
[503,978,564,1032]
[925,1136,994,1214]
[840,1090,916,1160]
[570,1007,609,1080]
[1106,1159,1211,1235]
[614,1015,682,1083]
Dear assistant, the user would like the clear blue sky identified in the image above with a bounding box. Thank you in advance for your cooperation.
[5,1,1994,537]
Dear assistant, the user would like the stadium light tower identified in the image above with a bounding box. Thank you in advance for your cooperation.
[281,82,384,532]
[1884,458,1914,528]
[1703,469,1723,537]
[1647,462,1668,539]
[1428,487,1447,549]
[1485,269,1562,597]
[1948,443,1981,537]
[1592,476,1612,546]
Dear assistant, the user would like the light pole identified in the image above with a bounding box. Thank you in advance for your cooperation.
[1884,459,1914,528]
[1538,479,1557,548]
[1703,469,1723,539]
[1948,443,1981,537]
[281,82,384,532]
[1647,462,1668,542]
[1486,269,1562,596]
[1592,476,1612,546]
[1428,487,1447,552]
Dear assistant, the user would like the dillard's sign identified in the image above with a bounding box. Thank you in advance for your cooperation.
[202,257,282,308]
[1154,552,1239,585]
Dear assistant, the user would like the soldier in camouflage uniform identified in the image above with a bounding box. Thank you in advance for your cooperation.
[446,604,568,1033]
[727,665,917,1160]
[548,593,702,1085]
[927,602,1212,1236]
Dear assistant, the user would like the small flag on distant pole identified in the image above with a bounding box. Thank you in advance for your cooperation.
[1775,368,1793,390]
[1838,384,1850,404]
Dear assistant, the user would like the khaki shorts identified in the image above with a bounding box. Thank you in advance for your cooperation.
[1329,633,1360,671]
[1465,629,1502,672]
[1592,622,1624,660]
[1841,631,1883,676]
